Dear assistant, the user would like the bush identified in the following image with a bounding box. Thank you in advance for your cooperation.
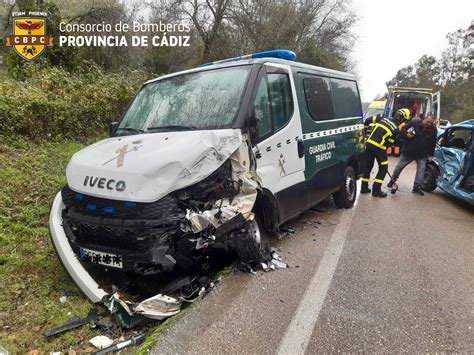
[0,62,148,140]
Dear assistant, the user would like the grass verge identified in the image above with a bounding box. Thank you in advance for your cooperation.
[0,136,234,352]
[0,136,102,352]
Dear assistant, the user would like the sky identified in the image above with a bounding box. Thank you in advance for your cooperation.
[352,0,474,102]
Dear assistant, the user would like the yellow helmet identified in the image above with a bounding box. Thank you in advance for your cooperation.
[397,108,411,120]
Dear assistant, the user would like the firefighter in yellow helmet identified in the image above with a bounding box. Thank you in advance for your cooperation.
[390,108,412,155]
[361,113,404,197]
[396,108,411,130]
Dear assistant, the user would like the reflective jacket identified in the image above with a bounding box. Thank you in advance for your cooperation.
[364,115,400,150]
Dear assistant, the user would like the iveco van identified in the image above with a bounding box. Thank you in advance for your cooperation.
[49,50,364,303]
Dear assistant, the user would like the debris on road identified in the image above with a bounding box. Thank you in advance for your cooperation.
[270,259,288,269]
[239,249,288,273]
[134,294,181,320]
[91,334,146,355]
[42,308,103,338]
[89,335,113,350]
[277,226,296,239]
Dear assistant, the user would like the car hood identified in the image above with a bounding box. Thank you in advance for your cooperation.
[66,129,243,202]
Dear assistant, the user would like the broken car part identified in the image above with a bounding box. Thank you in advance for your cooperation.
[92,334,146,355]
[42,308,103,338]
[89,335,114,350]
[134,294,181,320]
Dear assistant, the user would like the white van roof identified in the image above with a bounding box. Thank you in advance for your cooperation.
[146,56,356,85]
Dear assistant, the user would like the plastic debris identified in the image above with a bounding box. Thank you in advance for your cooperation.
[89,335,114,350]
[270,259,288,269]
[134,294,181,320]
[42,308,102,337]
[59,291,78,304]
[272,252,283,261]
[92,334,146,355]
[277,226,296,239]
[238,261,256,274]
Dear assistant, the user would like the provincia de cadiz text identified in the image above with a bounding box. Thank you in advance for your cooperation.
[57,19,191,47]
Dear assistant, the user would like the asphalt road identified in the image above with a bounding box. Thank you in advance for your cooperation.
[153,157,474,354]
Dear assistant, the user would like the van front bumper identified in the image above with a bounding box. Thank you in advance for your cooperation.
[49,192,109,303]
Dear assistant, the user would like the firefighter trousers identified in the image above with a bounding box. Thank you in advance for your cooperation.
[362,143,388,192]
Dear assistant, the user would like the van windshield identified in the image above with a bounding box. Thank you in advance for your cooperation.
[116,66,251,134]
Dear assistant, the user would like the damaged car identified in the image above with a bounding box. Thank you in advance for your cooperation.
[49,50,365,307]
[422,119,474,206]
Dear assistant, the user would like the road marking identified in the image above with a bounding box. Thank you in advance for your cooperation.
[277,208,355,355]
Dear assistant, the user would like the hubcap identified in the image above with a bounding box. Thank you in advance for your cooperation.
[249,219,261,245]
[345,174,356,201]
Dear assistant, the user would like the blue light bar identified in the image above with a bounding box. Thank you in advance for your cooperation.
[199,50,296,67]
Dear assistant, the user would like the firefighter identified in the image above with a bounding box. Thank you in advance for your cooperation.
[396,108,411,130]
[361,114,401,197]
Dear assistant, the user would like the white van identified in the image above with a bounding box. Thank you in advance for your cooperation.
[49,50,365,303]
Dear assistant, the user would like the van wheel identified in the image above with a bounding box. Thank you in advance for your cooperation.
[421,164,439,192]
[234,214,271,263]
[333,166,356,209]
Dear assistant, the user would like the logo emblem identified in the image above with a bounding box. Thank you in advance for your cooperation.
[4,14,53,61]
[103,140,144,168]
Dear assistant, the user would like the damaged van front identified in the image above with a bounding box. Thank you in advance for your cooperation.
[50,50,364,304]
[50,64,267,303]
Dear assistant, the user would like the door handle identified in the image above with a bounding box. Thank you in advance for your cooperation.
[297,139,304,158]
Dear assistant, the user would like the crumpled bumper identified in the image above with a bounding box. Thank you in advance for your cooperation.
[49,192,109,303]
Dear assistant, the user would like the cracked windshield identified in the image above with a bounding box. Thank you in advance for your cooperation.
[117,66,250,134]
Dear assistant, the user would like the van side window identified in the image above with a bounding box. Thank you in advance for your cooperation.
[303,76,335,121]
[254,77,272,138]
[330,78,361,119]
[268,73,293,131]
[253,73,294,140]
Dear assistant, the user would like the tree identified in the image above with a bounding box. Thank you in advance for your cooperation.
[231,0,357,70]
[438,28,471,85]
[386,65,417,87]
[386,24,473,124]
[414,55,440,88]
[156,0,357,69]
[156,0,232,64]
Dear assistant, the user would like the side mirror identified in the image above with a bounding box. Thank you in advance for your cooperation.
[248,108,258,144]
[109,122,118,136]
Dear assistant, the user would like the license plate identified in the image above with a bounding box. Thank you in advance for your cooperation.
[79,247,123,269]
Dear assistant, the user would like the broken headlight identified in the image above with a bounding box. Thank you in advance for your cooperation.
[174,160,241,208]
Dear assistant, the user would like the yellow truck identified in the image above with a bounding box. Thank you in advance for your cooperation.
[364,99,386,118]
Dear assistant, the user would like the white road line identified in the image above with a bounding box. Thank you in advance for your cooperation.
[277,208,355,355]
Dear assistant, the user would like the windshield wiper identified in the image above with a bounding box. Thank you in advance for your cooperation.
[115,127,144,134]
[146,125,198,132]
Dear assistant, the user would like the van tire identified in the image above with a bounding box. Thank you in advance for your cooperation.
[421,164,439,192]
[234,214,271,264]
[333,166,356,209]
